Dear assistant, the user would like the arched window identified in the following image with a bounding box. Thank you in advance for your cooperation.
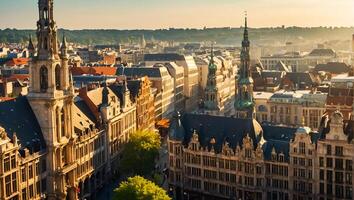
[40,66,48,92]
[56,107,60,141]
[258,105,268,112]
[60,108,65,137]
[44,37,48,50]
[55,65,61,90]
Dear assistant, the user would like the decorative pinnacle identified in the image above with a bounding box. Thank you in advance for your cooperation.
[210,42,214,63]
[28,35,35,50]
[61,33,67,49]
[244,11,248,29]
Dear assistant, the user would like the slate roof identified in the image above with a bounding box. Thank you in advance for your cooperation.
[314,62,351,74]
[170,113,320,161]
[0,96,45,152]
[308,49,336,57]
[74,99,97,124]
[116,67,162,78]
[283,72,319,87]
[144,53,185,61]
[177,113,264,152]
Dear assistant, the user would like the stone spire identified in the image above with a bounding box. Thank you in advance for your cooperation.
[203,43,219,111]
[60,34,68,59]
[28,35,35,58]
[234,12,255,119]
[36,0,59,60]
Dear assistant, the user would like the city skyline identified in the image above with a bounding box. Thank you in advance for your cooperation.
[1,0,354,29]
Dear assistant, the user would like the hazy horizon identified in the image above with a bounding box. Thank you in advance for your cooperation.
[0,0,353,29]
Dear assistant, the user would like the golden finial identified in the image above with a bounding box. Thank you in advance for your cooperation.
[301,116,305,127]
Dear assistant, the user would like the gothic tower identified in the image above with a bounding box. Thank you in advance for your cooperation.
[204,45,220,111]
[234,14,255,119]
[27,0,77,199]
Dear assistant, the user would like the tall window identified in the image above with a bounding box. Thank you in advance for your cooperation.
[60,108,65,137]
[55,65,61,90]
[40,66,48,92]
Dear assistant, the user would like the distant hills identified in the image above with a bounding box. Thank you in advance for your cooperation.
[0,27,353,46]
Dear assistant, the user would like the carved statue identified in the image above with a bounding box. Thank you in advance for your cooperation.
[0,126,6,140]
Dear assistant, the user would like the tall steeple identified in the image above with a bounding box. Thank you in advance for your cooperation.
[234,12,255,119]
[27,1,77,199]
[36,0,59,60]
[203,43,220,111]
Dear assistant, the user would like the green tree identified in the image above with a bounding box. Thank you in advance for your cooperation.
[113,176,170,200]
[120,130,161,176]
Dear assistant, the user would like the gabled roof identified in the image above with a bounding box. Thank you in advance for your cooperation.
[314,62,350,74]
[308,48,336,57]
[284,72,318,86]
[0,96,45,153]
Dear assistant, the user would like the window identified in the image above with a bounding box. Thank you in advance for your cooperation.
[60,108,65,137]
[12,172,17,193]
[55,65,61,90]
[40,66,48,92]
[10,155,16,168]
[21,168,26,182]
[4,154,10,172]
[29,165,33,179]
[336,159,344,170]
[327,158,333,168]
[319,157,324,167]
[335,146,343,156]
[327,145,332,155]
[22,189,27,200]
[299,142,305,154]
[320,170,324,180]
[29,185,34,198]
[5,175,11,197]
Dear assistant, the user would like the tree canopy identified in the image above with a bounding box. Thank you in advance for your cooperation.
[113,176,170,200]
[119,130,161,176]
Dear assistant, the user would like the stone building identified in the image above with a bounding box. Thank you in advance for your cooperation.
[117,65,175,120]
[144,53,199,112]
[326,74,354,121]
[0,1,137,199]
[168,16,354,200]
[196,48,236,116]
[167,106,354,200]
[126,77,156,131]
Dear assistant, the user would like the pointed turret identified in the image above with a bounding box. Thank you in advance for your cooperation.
[60,34,68,59]
[102,80,109,106]
[28,35,35,58]
[235,12,255,119]
[203,43,219,111]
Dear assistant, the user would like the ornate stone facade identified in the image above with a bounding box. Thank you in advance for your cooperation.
[168,111,354,200]
[0,1,137,200]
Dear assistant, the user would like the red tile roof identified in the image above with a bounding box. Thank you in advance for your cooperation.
[0,97,15,102]
[5,58,29,67]
[71,66,117,76]
[6,74,30,82]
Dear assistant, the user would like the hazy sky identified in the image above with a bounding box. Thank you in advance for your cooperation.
[1,0,353,29]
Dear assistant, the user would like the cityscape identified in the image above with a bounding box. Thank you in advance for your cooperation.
[0,0,353,200]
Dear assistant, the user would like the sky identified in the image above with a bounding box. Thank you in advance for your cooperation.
[0,0,353,29]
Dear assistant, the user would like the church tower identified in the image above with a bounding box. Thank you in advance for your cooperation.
[234,14,255,119]
[203,45,220,112]
[27,0,77,199]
